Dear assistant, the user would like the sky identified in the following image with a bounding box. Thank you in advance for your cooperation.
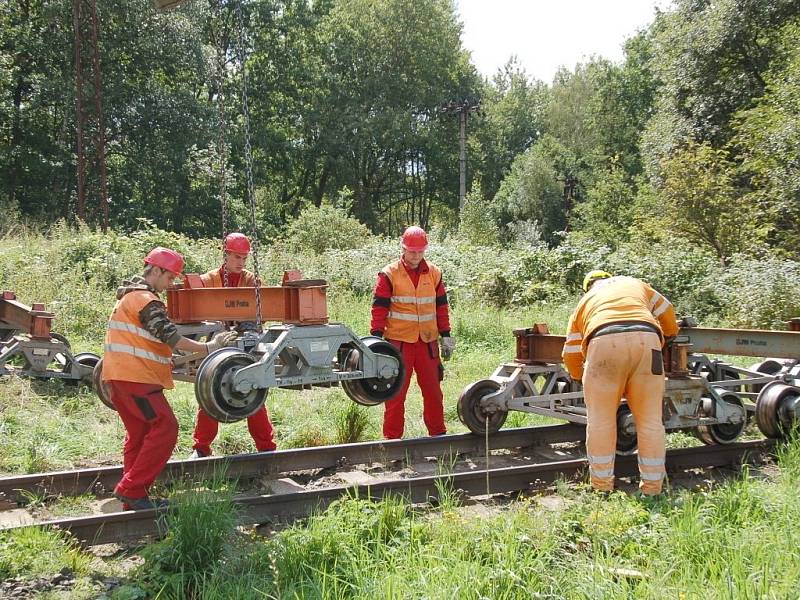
[454,0,673,83]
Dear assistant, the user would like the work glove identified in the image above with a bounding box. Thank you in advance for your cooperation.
[205,330,239,354]
[440,336,456,361]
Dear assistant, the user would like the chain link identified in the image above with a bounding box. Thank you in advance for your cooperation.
[212,0,230,288]
[235,1,262,330]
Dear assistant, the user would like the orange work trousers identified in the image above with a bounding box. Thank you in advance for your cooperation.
[583,331,666,495]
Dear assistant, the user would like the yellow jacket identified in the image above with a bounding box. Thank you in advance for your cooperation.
[562,276,679,380]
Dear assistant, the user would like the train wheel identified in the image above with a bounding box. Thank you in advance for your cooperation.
[64,352,101,385]
[696,389,747,445]
[457,379,507,435]
[756,382,800,439]
[616,404,638,455]
[341,338,405,406]
[195,348,266,423]
[746,359,784,394]
[92,358,116,411]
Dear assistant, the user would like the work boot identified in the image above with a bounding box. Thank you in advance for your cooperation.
[115,494,169,511]
[189,448,209,459]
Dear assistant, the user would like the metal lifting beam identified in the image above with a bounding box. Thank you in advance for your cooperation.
[512,322,800,364]
[166,274,328,325]
[0,291,54,340]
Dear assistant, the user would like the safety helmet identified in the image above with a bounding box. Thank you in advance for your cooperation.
[401,226,429,252]
[144,247,185,275]
[583,270,612,292]
[223,232,251,255]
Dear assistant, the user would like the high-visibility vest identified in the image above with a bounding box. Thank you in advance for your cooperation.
[382,260,441,343]
[561,276,679,381]
[102,290,174,388]
[200,267,256,288]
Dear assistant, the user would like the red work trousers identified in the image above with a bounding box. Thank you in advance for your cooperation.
[191,405,276,456]
[109,380,178,500]
[383,339,446,439]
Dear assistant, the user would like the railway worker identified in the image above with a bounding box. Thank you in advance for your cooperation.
[562,270,679,496]
[370,225,454,439]
[103,247,238,510]
[189,232,277,458]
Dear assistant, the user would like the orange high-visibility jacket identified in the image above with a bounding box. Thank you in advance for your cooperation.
[382,260,441,343]
[102,290,174,388]
[200,267,256,287]
[562,276,679,381]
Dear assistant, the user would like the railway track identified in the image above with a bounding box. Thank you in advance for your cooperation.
[0,425,773,547]
[0,424,583,502]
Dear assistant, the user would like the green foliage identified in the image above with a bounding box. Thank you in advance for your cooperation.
[334,400,371,444]
[573,160,634,248]
[136,484,237,598]
[283,203,374,255]
[493,135,567,245]
[733,19,800,254]
[0,527,91,580]
[658,140,762,264]
[458,186,500,246]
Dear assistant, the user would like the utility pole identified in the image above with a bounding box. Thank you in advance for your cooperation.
[441,99,480,213]
[73,0,109,231]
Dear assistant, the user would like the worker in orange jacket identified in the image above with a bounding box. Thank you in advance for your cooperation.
[102,247,237,510]
[562,271,679,496]
[371,226,454,439]
[190,233,277,458]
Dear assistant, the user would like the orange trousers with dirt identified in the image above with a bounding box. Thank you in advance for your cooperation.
[583,331,666,495]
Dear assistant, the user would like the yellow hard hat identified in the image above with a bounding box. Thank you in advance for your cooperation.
[583,270,612,292]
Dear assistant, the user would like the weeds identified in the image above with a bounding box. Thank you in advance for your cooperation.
[334,401,370,444]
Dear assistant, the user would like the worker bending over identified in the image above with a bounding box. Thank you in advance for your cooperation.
[371,226,454,439]
[102,247,237,510]
[562,271,678,496]
[190,232,277,458]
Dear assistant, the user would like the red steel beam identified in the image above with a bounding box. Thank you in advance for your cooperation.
[166,277,328,325]
[0,291,54,339]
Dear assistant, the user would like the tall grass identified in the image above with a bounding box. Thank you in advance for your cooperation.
[106,437,800,599]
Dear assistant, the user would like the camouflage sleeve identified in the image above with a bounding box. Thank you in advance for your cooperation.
[139,301,182,348]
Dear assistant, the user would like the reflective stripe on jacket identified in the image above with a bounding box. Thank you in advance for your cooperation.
[102,290,175,388]
[382,260,441,343]
[200,267,256,288]
[562,276,679,381]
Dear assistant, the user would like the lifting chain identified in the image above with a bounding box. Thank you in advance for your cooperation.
[234,0,263,330]
[211,0,230,288]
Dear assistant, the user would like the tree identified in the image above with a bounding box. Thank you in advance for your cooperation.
[492,135,566,245]
[658,140,759,264]
[733,21,800,254]
[573,161,634,249]
[641,0,800,180]
[472,59,548,202]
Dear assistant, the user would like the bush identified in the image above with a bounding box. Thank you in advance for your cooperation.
[283,204,375,254]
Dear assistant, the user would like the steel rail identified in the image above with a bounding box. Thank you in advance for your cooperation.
[5,438,773,546]
[0,424,584,503]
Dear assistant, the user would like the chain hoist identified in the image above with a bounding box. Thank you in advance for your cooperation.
[211,0,230,288]
[234,0,263,330]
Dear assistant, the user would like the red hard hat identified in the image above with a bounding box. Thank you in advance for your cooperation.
[224,232,251,254]
[144,247,185,274]
[401,226,429,252]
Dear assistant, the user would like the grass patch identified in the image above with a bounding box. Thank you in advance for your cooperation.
[0,527,91,580]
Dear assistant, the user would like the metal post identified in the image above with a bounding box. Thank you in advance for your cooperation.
[441,100,480,214]
[459,110,467,212]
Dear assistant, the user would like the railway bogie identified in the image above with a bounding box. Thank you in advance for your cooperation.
[458,323,800,446]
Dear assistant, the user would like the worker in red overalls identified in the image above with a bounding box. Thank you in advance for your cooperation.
[371,226,454,439]
[102,247,237,510]
[190,232,277,458]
